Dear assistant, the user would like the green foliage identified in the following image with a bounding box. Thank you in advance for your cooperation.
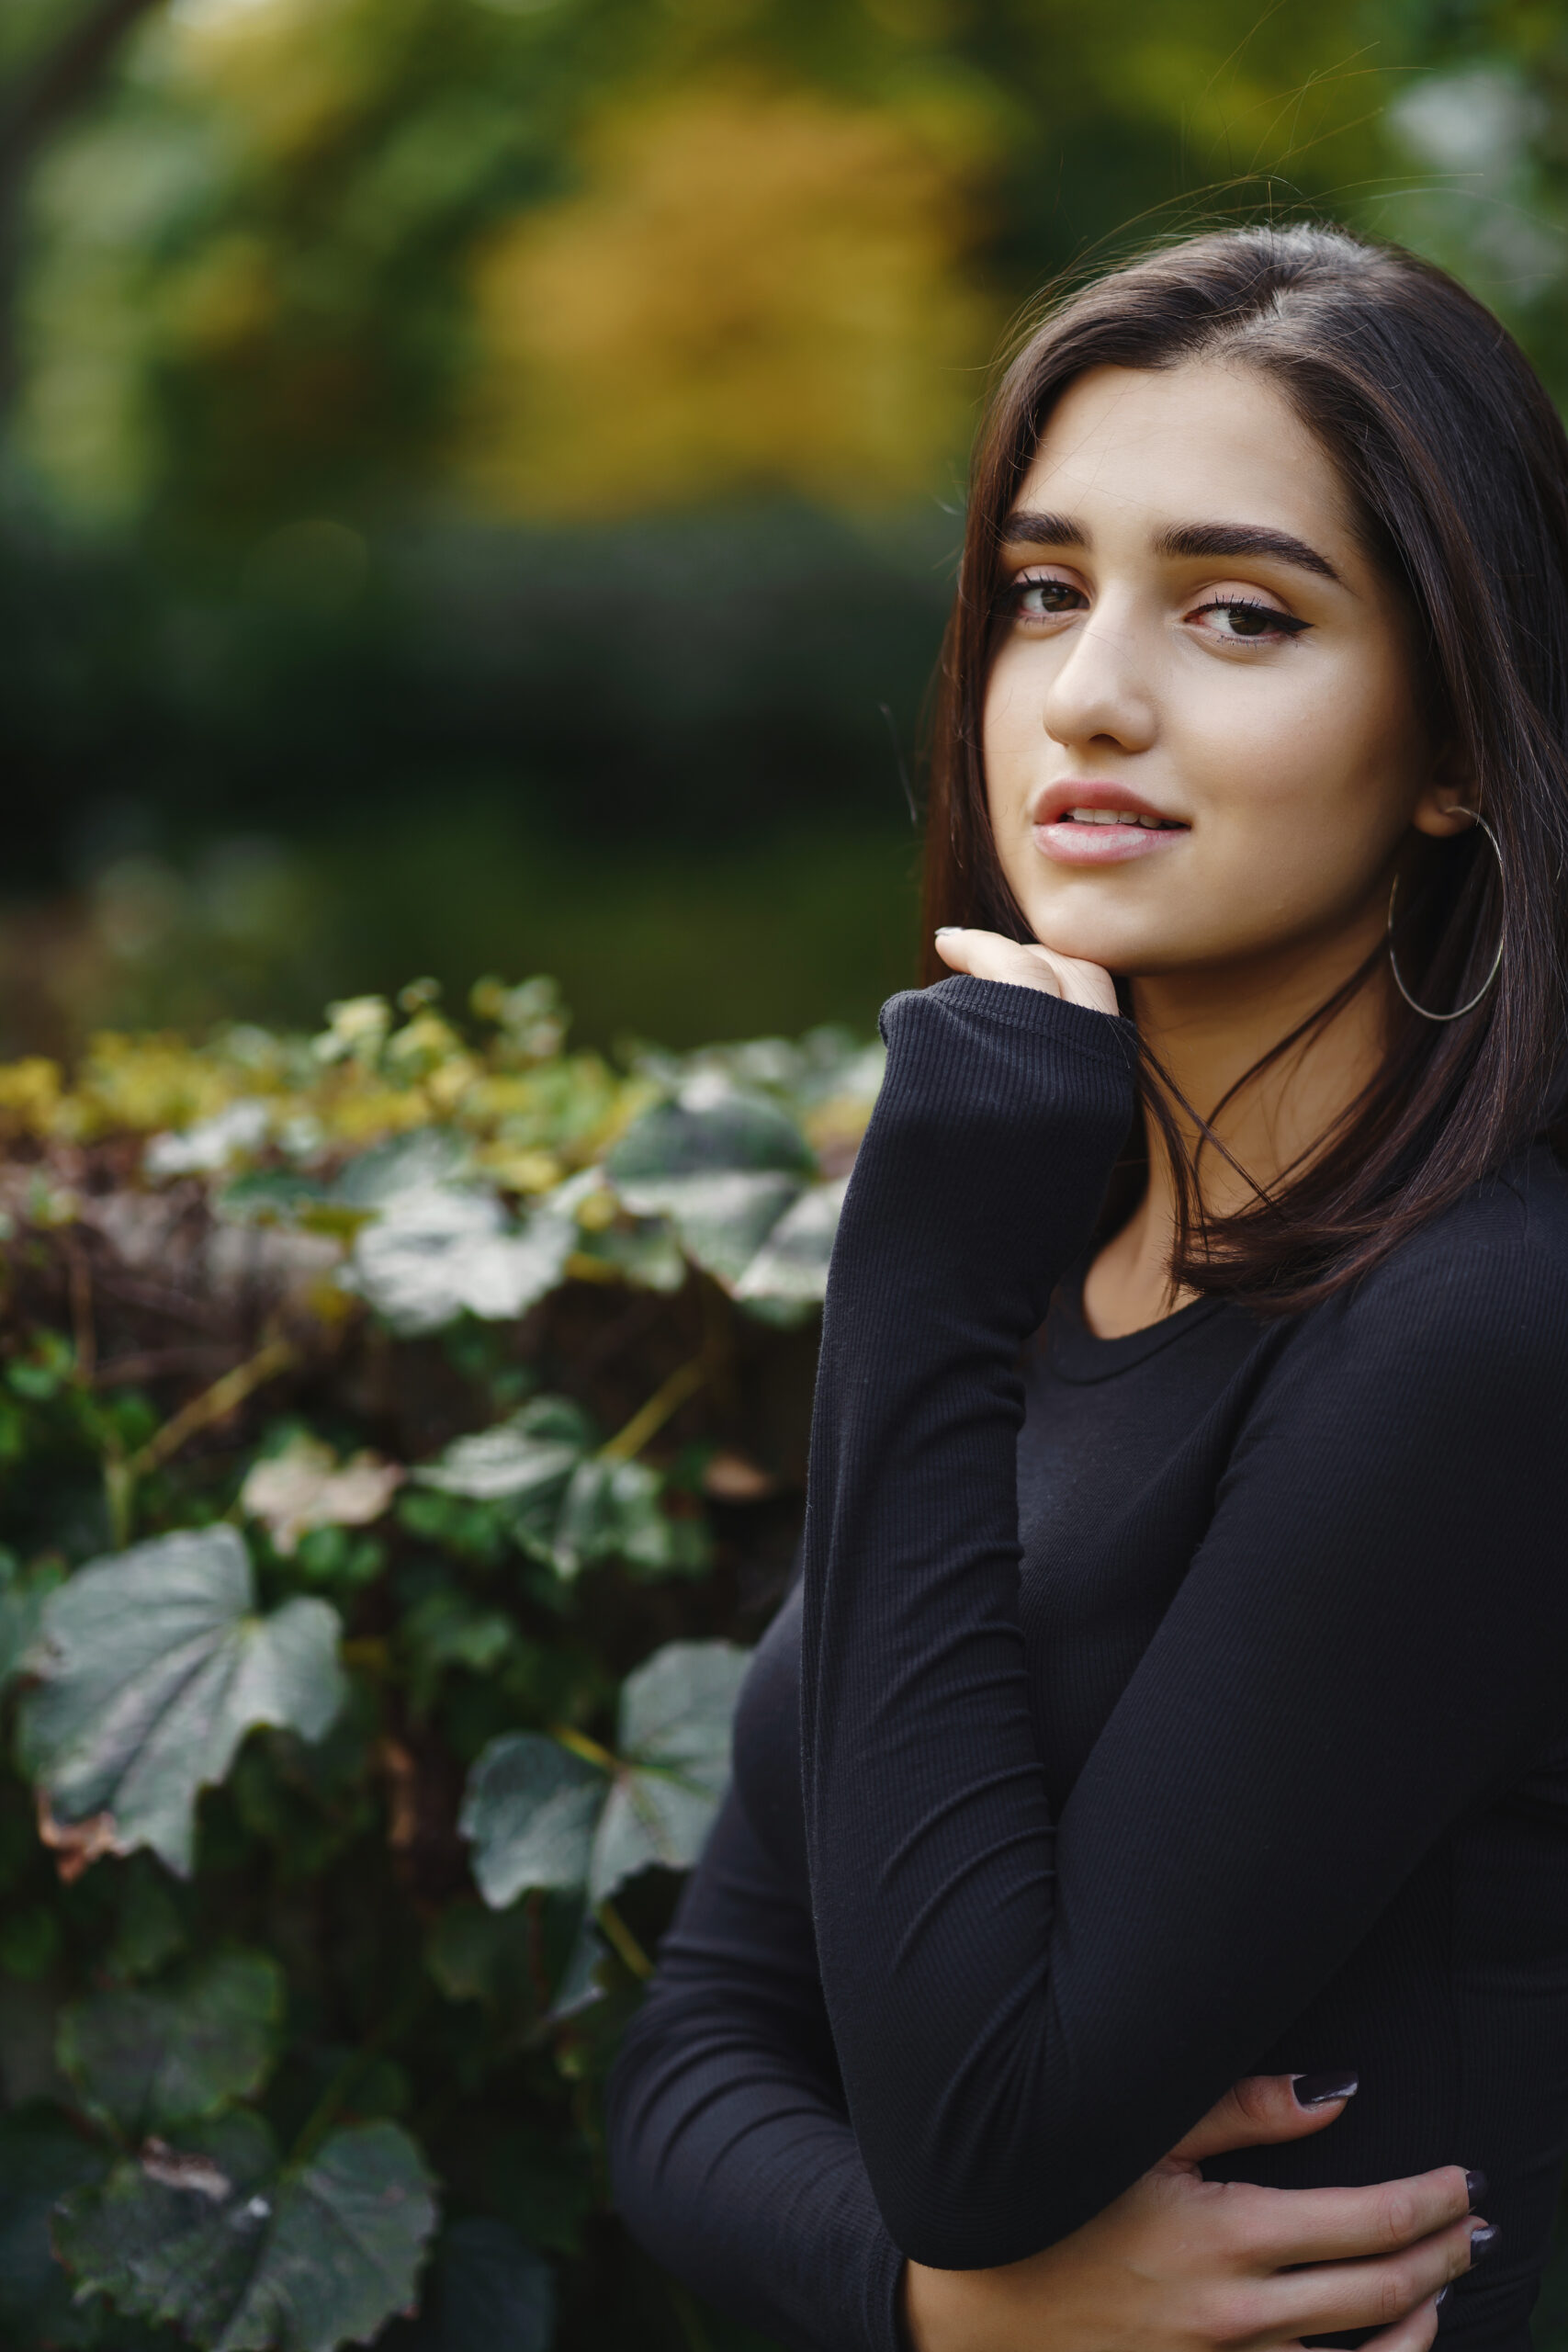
[58,1953,282,2137]
[20,1528,347,1877]
[461,1640,751,1913]
[56,2115,436,2352]
[0,979,853,2348]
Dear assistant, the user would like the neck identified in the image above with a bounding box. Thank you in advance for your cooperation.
[1084,902,1393,1337]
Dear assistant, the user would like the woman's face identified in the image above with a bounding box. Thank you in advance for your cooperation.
[983,359,1463,980]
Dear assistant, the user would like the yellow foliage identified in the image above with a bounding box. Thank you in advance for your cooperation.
[72,1033,247,1137]
[459,84,997,518]
[476,1146,565,1194]
[0,981,874,1261]
[0,1058,63,1135]
[163,234,280,359]
[163,0,374,164]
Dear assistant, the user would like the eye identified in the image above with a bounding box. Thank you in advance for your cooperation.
[1187,596,1310,644]
[1002,571,1087,627]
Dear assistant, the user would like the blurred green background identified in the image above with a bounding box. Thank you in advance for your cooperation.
[0,0,1564,1056]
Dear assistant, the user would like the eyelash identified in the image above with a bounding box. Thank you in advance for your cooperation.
[1001,579,1311,641]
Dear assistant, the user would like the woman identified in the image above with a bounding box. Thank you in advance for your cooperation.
[608,223,1568,2352]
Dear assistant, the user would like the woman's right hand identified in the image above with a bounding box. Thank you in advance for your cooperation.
[901,2074,1491,2352]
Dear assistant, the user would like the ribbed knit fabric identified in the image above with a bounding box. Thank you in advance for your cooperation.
[608,976,1568,2352]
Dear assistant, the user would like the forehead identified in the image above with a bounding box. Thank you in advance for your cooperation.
[1017,359,1355,552]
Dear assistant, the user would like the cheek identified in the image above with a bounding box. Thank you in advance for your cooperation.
[1177,657,1421,862]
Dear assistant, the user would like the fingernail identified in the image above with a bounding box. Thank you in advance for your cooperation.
[1292,2069,1359,2107]
[1465,2170,1488,2210]
[933,926,962,936]
[1469,2224,1501,2263]
[1436,2286,1451,2308]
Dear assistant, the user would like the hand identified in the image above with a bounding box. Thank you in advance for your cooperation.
[933,926,1119,1020]
[901,2073,1489,2352]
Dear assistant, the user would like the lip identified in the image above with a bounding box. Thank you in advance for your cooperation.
[1031,779,1190,867]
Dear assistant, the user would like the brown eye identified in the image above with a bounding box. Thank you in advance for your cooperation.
[1190,598,1310,642]
[1008,578,1084,621]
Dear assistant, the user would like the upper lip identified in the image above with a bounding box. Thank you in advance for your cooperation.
[1031,781,1189,827]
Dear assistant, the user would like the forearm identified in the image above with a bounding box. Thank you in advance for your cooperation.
[801,978,1134,2264]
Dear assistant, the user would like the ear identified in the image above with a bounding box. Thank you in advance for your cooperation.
[1411,739,1478,840]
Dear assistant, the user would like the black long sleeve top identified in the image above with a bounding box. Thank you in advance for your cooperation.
[607,978,1568,2352]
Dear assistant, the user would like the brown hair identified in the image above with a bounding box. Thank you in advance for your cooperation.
[923,221,1568,1311]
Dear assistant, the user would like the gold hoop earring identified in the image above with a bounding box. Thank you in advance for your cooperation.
[1386,812,1505,1023]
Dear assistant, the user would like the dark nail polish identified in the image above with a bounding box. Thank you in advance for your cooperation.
[1465,2170,1488,2210]
[1436,2287,1451,2308]
[1292,2069,1360,2107]
[1469,2224,1501,2263]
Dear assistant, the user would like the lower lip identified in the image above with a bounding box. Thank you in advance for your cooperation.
[1033,821,1190,865]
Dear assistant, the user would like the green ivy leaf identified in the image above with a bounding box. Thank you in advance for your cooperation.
[458,1736,602,1910]
[589,1642,752,1902]
[343,1169,598,1335]
[607,1080,852,1301]
[607,1084,816,1185]
[415,1397,592,1508]
[58,1953,282,2138]
[732,1174,849,1311]
[416,1398,691,1582]
[54,2117,436,2352]
[547,1456,670,1580]
[460,1639,751,1910]
[19,1527,346,1878]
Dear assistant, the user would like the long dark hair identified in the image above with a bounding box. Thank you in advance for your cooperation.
[923,221,1568,1312]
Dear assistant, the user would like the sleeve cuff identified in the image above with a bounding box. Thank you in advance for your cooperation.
[880,974,1136,1076]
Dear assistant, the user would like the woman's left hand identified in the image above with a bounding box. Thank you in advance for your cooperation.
[933,927,1119,1018]
[901,2073,1484,2352]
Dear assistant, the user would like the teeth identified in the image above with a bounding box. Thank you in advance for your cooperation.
[1064,808,1170,828]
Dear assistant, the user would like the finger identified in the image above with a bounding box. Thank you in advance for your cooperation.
[1359,2289,1444,2352]
[932,929,1063,995]
[1172,2073,1359,2161]
[1221,2167,1475,2268]
[1261,2213,1479,2339]
[932,928,1119,1015]
[1278,2290,1444,2352]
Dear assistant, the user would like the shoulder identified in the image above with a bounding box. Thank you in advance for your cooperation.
[1278,1145,1568,1396]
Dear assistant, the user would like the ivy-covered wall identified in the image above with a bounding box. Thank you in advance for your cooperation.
[0,974,877,2350]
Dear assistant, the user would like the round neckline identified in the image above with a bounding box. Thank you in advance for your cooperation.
[1046,1269,1234,1384]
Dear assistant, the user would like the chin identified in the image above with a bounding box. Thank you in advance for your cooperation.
[1019,910,1158,970]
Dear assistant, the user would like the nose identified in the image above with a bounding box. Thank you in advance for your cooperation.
[1040,600,1157,755]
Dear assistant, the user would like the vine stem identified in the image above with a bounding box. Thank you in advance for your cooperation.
[104,1334,298,1544]
[552,1724,616,1772]
[601,1351,708,1462]
[545,1736,653,1973]
[133,1335,298,1477]
[595,1897,653,1979]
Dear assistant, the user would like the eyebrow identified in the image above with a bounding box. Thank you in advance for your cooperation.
[999,509,1341,584]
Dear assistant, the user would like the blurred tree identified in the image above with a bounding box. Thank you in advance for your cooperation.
[5,0,1503,541]
[460,81,996,516]
[0,0,164,396]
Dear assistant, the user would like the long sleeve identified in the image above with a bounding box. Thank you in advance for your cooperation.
[607,1600,907,2352]
[801,974,1568,2268]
